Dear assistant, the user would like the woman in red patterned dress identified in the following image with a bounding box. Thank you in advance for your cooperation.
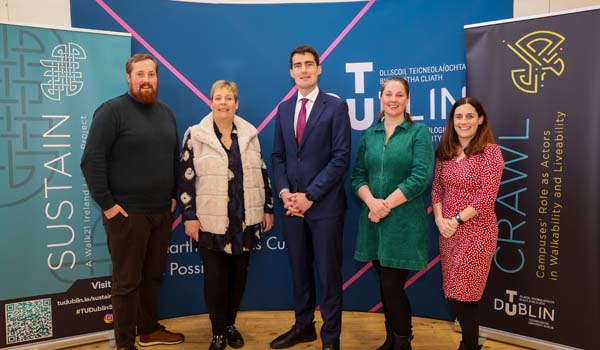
[431,97,504,350]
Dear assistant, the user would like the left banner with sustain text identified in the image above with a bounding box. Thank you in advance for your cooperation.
[0,22,130,349]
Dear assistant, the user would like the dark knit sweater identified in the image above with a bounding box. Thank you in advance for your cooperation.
[81,93,179,213]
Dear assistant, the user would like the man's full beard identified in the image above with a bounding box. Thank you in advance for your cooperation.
[130,83,158,104]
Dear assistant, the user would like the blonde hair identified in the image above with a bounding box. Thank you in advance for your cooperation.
[210,80,239,102]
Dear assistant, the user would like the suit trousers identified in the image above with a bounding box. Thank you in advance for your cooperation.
[282,214,344,345]
[102,210,173,348]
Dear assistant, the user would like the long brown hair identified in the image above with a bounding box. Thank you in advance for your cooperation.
[378,77,413,123]
[436,97,495,160]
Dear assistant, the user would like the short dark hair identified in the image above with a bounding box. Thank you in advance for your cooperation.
[126,53,158,75]
[289,45,320,68]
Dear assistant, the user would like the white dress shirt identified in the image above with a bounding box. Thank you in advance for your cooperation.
[293,86,320,136]
[280,86,320,197]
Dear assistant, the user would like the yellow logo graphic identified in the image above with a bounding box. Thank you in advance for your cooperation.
[506,31,565,94]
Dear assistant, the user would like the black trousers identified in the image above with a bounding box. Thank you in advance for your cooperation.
[199,246,251,335]
[102,210,173,348]
[450,299,479,349]
[373,260,412,336]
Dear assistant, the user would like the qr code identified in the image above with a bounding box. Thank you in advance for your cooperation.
[5,298,53,344]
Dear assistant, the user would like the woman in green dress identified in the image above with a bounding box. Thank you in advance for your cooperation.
[351,78,434,350]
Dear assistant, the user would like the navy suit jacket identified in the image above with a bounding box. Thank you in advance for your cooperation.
[272,90,351,220]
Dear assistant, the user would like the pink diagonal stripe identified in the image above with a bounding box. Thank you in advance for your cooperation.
[320,0,375,62]
[171,214,182,231]
[256,0,376,133]
[340,205,433,291]
[368,255,442,312]
[406,255,441,288]
[343,261,373,291]
[257,86,297,133]
[96,0,209,233]
[95,0,211,106]
[95,0,377,229]
[369,302,382,312]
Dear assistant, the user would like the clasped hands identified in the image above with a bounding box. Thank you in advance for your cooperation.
[435,217,459,238]
[282,192,313,218]
[366,198,391,223]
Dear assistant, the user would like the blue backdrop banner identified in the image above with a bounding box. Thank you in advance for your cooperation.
[70,0,512,322]
[0,23,130,349]
[465,7,600,350]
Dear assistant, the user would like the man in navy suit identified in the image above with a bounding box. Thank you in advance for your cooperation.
[270,45,351,350]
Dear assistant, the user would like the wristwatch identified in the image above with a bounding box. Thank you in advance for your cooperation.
[454,213,465,225]
[306,192,315,202]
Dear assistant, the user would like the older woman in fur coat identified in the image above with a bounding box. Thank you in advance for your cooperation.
[178,80,274,350]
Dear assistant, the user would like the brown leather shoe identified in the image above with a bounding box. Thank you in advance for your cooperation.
[139,326,184,346]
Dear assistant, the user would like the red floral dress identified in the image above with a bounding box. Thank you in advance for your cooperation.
[431,143,504,301]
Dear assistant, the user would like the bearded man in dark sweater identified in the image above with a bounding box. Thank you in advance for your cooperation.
[81,54,184,350]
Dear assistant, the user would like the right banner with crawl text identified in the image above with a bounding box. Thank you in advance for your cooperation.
[465,7,600,350]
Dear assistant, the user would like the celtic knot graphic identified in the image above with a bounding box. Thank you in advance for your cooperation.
[506,30,565,94]
[40,43,87,101]
[0,25,62,207]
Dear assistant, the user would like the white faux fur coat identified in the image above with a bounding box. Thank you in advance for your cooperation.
[184,113,265,234]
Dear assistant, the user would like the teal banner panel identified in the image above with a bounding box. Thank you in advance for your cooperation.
[0,23,130,348]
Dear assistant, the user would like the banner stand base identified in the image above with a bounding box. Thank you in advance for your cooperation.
[3,330,114,350]
[453,320,582,350]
